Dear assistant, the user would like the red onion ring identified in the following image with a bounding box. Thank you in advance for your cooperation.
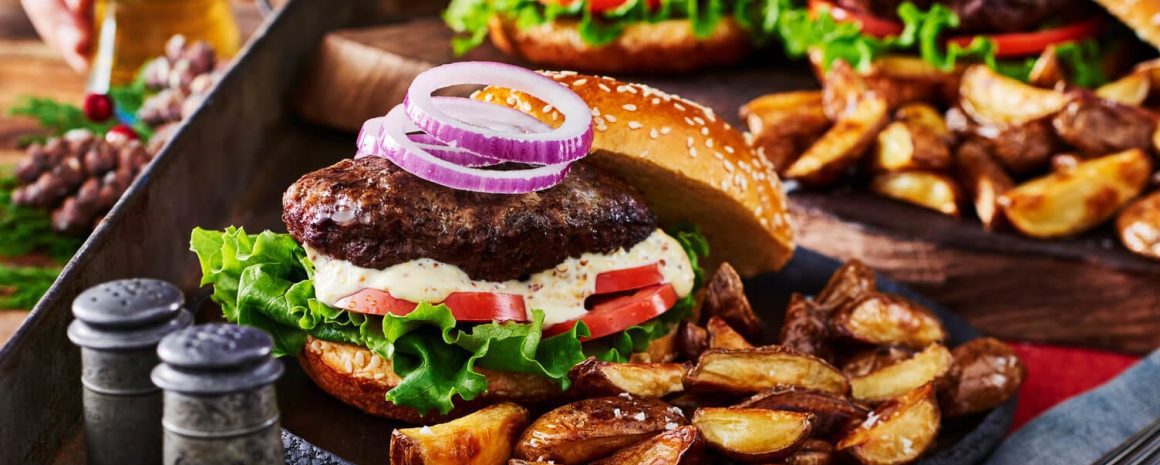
[404,62,593,165]
[358,117,503,168]
[375,105,571,194]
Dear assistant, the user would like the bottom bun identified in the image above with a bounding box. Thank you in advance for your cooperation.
[487,15,750,74]
[299,336,565,424]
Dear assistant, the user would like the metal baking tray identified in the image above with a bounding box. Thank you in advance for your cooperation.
[0,0,1012,463]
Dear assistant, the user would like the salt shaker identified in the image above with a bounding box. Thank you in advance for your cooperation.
[152,323,284,465]
[67,278,192,465]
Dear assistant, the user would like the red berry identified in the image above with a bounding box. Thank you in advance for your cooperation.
[83,93,114,122]
[106,124,138,142]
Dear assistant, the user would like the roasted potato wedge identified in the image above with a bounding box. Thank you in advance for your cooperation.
[514,396,686,464]
[960,64,1073,127]
[779,294,832,360]
[999,148,1153,238]
[941,338,1026,418]
[587,425,703,465]
[707,316,754,350]
[1097,71,1151,106]
[871,121,952,172]
[684,346,850,396]
[390,402,528,465]
[837,384,940,465]
[693,407,814,462]
[832,293,947,349]
[1117,190,1160,259]
[702,262,764,341]
[569,358,687,398]
[823,57,952,120]
[737,388,870,437]
[954,139,1014,230]
[1027,44,1063,88]
[870,171,962,217]
[742,91,832,174]
[895,103,951,140]
[1051,95,1158,156]
[841,346,915,378]
[850,344,955,403]
[977,120,1057,175]
[676,321,710,361]
[786,92,889,186]
[509,461,553,465]
[816,260,877,312]
[776,439,836,465]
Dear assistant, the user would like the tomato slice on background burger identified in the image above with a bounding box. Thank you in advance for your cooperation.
[336,289,529,322]
[543,284,679,341]
[808,0,903,38]
[538,0,660,13]
[593,262,666,295]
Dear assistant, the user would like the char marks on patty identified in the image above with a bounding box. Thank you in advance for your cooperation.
[282,157,658,282]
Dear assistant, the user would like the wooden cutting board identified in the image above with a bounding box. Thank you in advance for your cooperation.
[294,17,1160,354]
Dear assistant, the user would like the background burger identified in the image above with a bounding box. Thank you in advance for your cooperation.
[191,69,793,421]
[443,0,786,73]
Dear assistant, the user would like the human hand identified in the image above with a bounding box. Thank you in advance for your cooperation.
[21,0,95,73]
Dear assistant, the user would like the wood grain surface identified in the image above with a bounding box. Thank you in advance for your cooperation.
[296,17,1160,354]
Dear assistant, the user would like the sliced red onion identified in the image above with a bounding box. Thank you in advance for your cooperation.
[430,96,550,135]
[358,117,503,168]
[376,105,571,194]
[404,62,593,165]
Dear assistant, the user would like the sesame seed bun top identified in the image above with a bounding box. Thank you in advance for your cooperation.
[474,71,795,276]
[1093,0,1160,51]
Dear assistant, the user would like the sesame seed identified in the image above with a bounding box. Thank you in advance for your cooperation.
[651,98,660,105]
[641,150,649,157]
[572,78,588,86]
[674,103,686,111]
[542,104,554,113]
[591,108,601,116]
[596,125,608,132]
[616,85,627,93]
[720,179,729,190]
[725,145,735,154]
[660,127,671,134]
[687,136,695,147]
[624,86,638,94]
[701,127,709,136]
[713,152,724,160]
[690,147,698,157]
[506,96,517,106]
[649,128,659,139]
[552,112,559,121]
[723,160,734,172]
[684,117,695,126]
[594,116,606,126]
[483,94,494,102]
[557,70,577,76]
[622,104,637,111]
[706,139,714,148]
[693,116,705,125]
[628,121,643,129]
[598,83,612,92]
[605,114,617,123]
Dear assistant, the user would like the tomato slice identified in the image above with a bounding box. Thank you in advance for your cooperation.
[335,289,528,322]
[594,262,665,295]
[543,284,678,341]
[808,0,903,38]
[537,0,659,13]
[946,18,1103,58]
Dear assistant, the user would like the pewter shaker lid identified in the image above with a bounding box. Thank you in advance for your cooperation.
[152,324,284,395]
[68,278,191,350]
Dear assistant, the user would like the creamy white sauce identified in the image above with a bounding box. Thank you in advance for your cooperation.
[309,229,694,326]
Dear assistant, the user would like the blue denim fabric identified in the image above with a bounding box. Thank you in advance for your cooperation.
[985,349,1160,465]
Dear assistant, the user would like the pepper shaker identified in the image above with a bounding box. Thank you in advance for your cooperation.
[67,278,192,465]
[152,323,284,465]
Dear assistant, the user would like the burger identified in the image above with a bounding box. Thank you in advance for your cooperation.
[190,63,793,421]
[443,0,785,74]
[770,0,1159,87]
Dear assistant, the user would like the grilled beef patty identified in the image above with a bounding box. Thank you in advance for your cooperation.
[283,157,658,282]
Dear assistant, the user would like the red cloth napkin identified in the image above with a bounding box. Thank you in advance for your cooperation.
[1006,342,1140,432]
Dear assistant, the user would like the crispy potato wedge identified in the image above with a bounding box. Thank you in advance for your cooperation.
[737,388,870,437]
[1051,95,1158,156]
[779,293,832,360]
[587,425,703,465]
[841,347,915,379]
[707,316,754,350]
[742,91,832,174]
[569,358,688,398]
[999,148,1153,238]
[777,439,836,465]
[786,92,889,186]
[816,260,877,312]
[837,384,940,465]
[702,263,764,341]
[514,396,686,464]
[684,346,850,396]
[1097,71,1151,106]
[676,321,710,361]
[870,171,962,217]
[824,58,953,120]
[1027,45,1063,88]
[895,103,951,140]
[960,64,1073,127]
[832,292,947,349]
[871,121,952,172]
[941,338,1026,418]
[954,139,1014,230]
[509,461,554,465]
[1117,190,1160,259]
[977,120,1057,175]
[693,407,814,462]
[850,344,955,404]
[390,402,528,465]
